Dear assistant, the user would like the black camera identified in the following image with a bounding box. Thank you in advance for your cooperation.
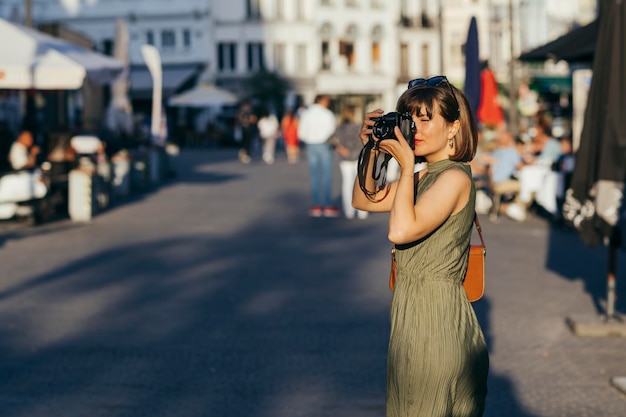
[371,112,416,149]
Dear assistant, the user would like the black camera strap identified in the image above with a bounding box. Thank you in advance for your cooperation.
[357,136,393,202]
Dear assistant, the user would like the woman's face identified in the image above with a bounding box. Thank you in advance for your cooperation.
[411,104,454,162]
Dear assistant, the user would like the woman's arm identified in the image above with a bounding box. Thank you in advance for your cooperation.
[388,168,471,244]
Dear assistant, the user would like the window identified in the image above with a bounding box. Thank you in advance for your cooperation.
[218,43,237,72]
[400,43,409,77]
[247,42,265,71]
[371,25,383,71]
[183,29,191,49]
[339,40,354,68]
[161,30,176,49]
[247,0,261,19]
[450,43,463,67]
[321,41,331,70]
[274,44,286,73]
[339,24,357,69]
[296,44,307,73]
[276,0,285,20]
[372,41,380,71]
[102,39,113,55]
[146,30,154,45]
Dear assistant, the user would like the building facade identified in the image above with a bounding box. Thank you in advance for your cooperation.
[0,0,596,123]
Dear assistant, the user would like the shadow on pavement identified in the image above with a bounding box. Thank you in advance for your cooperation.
[546,225,626,315]
[0,149,539,417]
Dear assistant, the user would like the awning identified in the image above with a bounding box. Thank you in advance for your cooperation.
[519,20,598,63]
[168,84,238,108]
[0,18,123,90]
[529,75,573,93]
[129,64,202,99]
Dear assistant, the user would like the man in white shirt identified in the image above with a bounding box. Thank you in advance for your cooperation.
[9,130,39,170]
[297,95,340,217]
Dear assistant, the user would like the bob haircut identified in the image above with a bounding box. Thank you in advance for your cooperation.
[396,82,478,162]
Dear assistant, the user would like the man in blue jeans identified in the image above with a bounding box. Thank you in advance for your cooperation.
[297,95,340,217]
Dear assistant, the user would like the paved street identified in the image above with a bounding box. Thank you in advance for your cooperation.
[0,148,625,417]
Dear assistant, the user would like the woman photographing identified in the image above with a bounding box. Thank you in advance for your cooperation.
[353,76,489,417]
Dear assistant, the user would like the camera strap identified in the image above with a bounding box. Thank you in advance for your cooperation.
[357,136,393,202]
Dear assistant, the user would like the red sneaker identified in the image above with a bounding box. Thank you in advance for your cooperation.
[309,206,323,217]
[322,206,341,218]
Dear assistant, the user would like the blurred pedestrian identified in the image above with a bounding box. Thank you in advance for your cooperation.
[281,108,300,164]
[352,76,488,416]
[9,130,40,170]
[298,95,340,217]
[257,107,279,165]
[327,106,368,219]
[235,100,257,164]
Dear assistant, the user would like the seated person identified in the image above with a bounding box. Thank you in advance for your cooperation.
[482,130,521,218]
[487,130,522,192]
[9,130,40,171]
[525,113,562,166]
[505,115,564,221]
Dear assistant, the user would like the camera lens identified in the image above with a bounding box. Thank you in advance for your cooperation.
[373,123,391,139]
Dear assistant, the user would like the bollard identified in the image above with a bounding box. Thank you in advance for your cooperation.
[68,167,95,222]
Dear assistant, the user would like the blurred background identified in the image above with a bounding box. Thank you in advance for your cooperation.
[0,0,602,226]
[0,0,599,147]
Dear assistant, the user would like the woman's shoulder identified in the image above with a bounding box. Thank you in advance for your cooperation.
[446,160,472,173]
[436,162,473,185]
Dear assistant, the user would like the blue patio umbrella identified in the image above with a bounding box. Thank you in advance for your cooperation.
[463,16,481,121]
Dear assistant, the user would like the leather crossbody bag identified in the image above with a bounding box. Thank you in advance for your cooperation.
[389,213,486,302]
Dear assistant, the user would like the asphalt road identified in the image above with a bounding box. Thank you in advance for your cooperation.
[0,148,624,417]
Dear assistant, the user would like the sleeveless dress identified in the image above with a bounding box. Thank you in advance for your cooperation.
[387,159,489,417]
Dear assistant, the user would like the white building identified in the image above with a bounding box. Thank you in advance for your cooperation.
[0,0,595,121]
[210,0,441,114]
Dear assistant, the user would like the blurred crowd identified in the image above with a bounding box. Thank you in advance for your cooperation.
[471,111,575,223]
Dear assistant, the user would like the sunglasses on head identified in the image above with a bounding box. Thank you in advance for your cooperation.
[407,75,460,119]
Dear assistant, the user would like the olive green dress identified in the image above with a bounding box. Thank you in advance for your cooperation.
[387,159,489,417]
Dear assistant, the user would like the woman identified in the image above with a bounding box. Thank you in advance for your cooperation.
[281,108,300,164]
[257,107,279,165]
[353,76,489,416]
[327,106,368,219]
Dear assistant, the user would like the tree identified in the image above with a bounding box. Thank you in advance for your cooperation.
[244,69,291,115]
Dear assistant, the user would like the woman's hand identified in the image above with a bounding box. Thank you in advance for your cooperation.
[359,109,384,146]
[374,126,416,175]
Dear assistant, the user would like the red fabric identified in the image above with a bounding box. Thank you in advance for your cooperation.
[477,68,505,127]
[281,114,299,147]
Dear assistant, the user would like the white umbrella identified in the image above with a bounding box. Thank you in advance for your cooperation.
[0,18,123,90]
[168,84,238,108]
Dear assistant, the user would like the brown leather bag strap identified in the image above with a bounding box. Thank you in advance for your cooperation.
[473,212,486,253]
